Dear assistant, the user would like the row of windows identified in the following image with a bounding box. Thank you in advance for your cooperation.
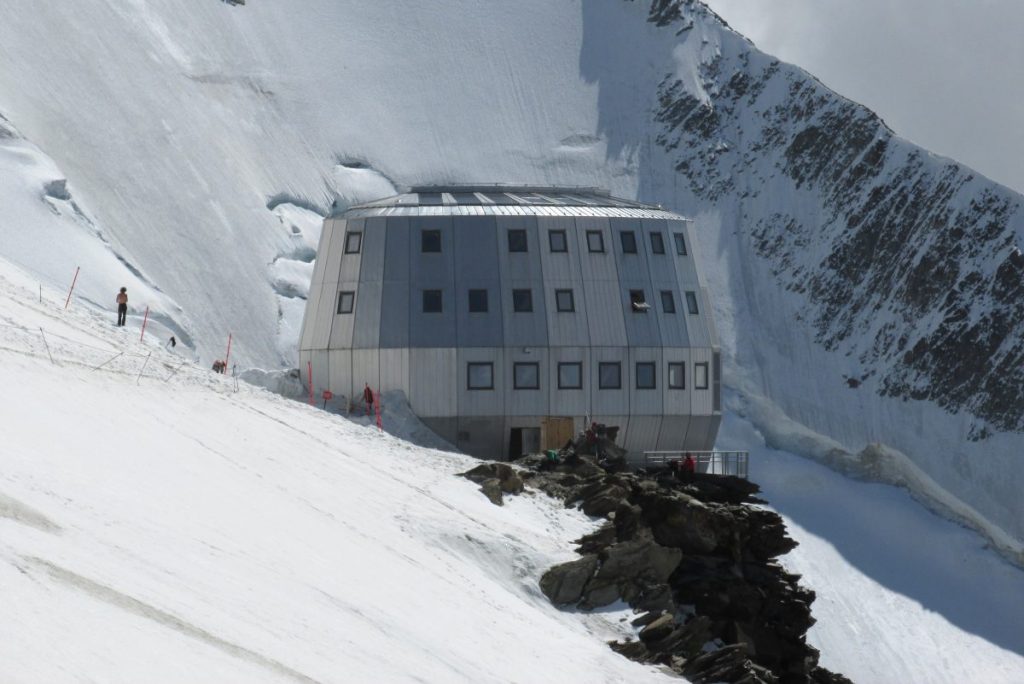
[342,228,689,257]
[338,287,700,315]
[466,361,711,391]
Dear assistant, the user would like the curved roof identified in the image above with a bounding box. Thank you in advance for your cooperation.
[336,185,686,220]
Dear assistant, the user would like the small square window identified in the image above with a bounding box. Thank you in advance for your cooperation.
[668,362,685,389]
[636,362,656,389]
[548,229,568,253]
[630,289,649,312]
[421,229,441,253]
[337,291,355,314]
[513,289,533,313]
[620,230,637,254]
[508,229,528,253]
[468,289,488,313]
[423,289,443,313]
[686,291,700,315]
[661,290,676,314]
[555,289,575,312]
[695,362,709,389]
[586,230,605,253]
[674,232,688,256]
[558,362,582,389]
[650,232,665,254]
[513,362,540,390]
[468,362,494,390]
[599,362,621,389]
[344,231,362,254]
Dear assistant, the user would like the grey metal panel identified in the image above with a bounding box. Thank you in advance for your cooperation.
[325,349,352,401]
[455,283,503,347]
[582,281,627,346]
[620,279,662,347]
[656,416,691,451]
[652,280,690,347]
[327,280,359,349]
[384,217,411,281]
[409,287,457,347]
[457,416,505,460]
[496,215,548,350]
[706,414,722,450]
[453,215,503,347]
[548,346,590,418]
[663,347,693,418]
[623,416,662,453]
[574,217,616,281]
[691,347,714,415]
[351,349,381,400]
[409,348,457,417]
[456,348,505,417]
[683,415,714,452]
[409,215,454,282]
[337,219,364,283]
[505,348,549,417]
[542,279,590,347]
[422,417,459,447]
[379,348,409,394]
[351,281,382,348]
[628,347,663,416]
[452,216,500,280]
[379,281,409,348]
[589,346,629,417]
[640,218,677,281]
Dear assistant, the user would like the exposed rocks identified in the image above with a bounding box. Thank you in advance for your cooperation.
[459,463,524,505]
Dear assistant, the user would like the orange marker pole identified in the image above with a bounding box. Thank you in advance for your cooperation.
[139,306,150,342]
[224,333,233,369]
[64,266,80,310]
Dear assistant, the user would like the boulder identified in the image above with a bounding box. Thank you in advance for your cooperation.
[539,554,598,605]
[596,538,682,586]
[460,463,498,484]
[638,612,676,642]
[479,478,503,506]
[499,471,525,494]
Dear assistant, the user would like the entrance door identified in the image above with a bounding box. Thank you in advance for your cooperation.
[509,427,541,458]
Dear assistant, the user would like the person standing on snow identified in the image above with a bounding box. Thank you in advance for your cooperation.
[363,383,375,415]
[115,287,128,326]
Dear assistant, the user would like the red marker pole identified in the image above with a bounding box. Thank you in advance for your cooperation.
[224,333,232,369]
[139,306,150,342]
[64,266,80,310]
[307,361,314,405]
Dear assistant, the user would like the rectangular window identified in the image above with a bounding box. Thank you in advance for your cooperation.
[508,229,528,253]
[586,230,605,253]
[630,289,649,312]
[344,231,362,254]
[468,289,488,313]
[668,362,685,389]
[685,291,700,315]
[558,362,582,389]
[650,232,665,254]
[695,362,709,390]
[421,229,441,253]
[422,289,442,313]
[674,232,688,256]
[620,230,637,254]
[468,362,494,390]
[555,289,575,312]
[512,289,533,313]
[598,362,621,389]
[513,362,540,390]
[548,229,568,253]
[337,291,355,314]
[660,290,676,314]
[636,362,656,389]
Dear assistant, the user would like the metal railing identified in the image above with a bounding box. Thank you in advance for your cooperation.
[636,450,750,479]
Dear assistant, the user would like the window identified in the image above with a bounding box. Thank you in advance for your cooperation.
[695,362,709,389]
[422,289,442,313]
[548,229,568,253]
[512,289,533,312]
[468,362,494,390]
[650,232,665,254]
[555,289,575,312]
[668,362,685,389]
[598,362,621,389]
[685,291,700,315]
[660,290,676,314]
[636,362,656,389]
[674,232,688,256]
[421,229,441,253]
[337,291,354,314]
[468,289,488,313]
[620,230,637,254]
[513,362,540,390]
[558,362,582,389]
[586,230,605,253]
[344,231,362,254]
[630,289,649,312]
[508,229,528,253]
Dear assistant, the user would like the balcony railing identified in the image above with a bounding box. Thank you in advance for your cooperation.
[636,450,749,479]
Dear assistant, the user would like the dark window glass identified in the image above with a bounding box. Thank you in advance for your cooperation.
[620,231,637,254]
[337,291,354,314]
[636,362,656,389]
[630,289,649,312]
[512,289,533,312]
[548,229,568,253]
[555,289,575,312]
[468,362,494,390]
[586,230,605,253]
[421,229,441,253]
[508,229,528,253]
[558,362,582,389]
[695,362,709,389]
[668,363,685,389]
[660,290,676,314]
[650,232,665,254]
[674,232,688,256]
[599,362,621,389]
[422,289,443,313]
[468,289,488,312]
[686,291,699,315]
[513,362,540,390]
[344,232,362,254]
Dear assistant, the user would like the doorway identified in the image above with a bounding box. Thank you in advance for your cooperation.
[509,427,540,458]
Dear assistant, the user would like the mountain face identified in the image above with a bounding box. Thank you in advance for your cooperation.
[0,1,1020,552]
